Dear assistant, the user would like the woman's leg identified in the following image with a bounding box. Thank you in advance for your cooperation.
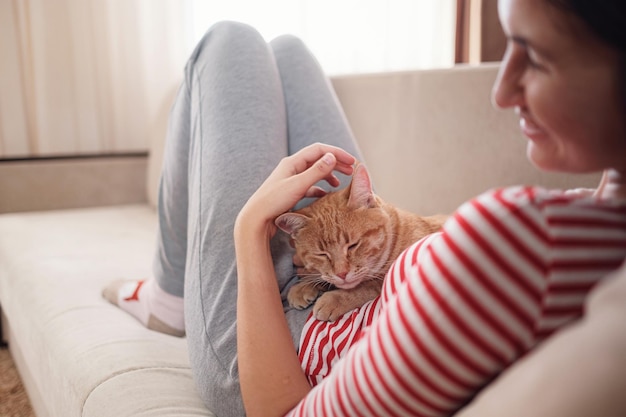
[270,34,363,163]
[270,35,364,213]
[182,22,294,416]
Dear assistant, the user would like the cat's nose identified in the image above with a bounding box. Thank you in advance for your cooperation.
[336,271,348,280]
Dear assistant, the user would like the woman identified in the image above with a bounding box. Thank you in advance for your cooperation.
[236,0,626,415]
[104,0,626,415]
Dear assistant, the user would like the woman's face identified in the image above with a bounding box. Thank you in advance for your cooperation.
[493,0,626,173]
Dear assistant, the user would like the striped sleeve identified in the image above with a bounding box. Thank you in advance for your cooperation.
[287,186,626,417]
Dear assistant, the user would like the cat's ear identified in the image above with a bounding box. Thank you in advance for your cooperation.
[348,163,375,209]
[275,213,309,235]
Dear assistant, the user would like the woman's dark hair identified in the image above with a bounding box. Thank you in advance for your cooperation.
[547,0,626,53]
[548,0,626,107]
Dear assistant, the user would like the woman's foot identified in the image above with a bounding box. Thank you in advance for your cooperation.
[102,279,185,337]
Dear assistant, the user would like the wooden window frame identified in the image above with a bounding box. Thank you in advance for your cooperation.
[455,0,506,64]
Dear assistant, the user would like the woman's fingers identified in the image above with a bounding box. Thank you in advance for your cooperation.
[293,152,349,197]
[268,144,355,207]
[284,143,355,178]
[285,144,355,194]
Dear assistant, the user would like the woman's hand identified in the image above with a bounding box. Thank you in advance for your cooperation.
[235,142,356,240]
[594,169,626,201]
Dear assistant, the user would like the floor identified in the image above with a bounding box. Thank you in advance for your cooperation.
[0,345,36,417]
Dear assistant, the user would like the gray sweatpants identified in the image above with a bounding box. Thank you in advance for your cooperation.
[152,21,363,416]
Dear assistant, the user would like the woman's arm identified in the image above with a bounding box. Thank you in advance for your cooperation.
[234,143,355,417]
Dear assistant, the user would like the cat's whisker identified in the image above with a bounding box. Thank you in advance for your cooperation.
[319,280,334,290]
[296,274,334,291]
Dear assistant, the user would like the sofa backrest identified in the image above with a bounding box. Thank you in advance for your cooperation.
[147,63,599,214]
[332,63,599,215]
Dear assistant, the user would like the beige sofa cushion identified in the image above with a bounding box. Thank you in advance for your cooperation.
[0,206,214,417]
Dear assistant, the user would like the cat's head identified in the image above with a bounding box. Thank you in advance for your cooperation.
[275,164,392,289]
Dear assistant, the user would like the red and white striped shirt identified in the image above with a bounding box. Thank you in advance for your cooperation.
[287,186,626,417]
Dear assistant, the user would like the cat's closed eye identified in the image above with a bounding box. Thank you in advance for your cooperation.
[315,252,330,260]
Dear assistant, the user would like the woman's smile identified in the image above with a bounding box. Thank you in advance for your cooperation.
[517,108,547,141]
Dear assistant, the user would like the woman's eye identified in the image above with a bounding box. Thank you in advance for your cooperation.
[526,49,544,70]
[527,55,540,69]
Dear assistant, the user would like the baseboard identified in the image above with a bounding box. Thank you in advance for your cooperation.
[0,155,149,213]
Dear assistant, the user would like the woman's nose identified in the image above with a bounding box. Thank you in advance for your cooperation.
[491,49,524,110]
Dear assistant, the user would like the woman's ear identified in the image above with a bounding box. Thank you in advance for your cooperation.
[275,212,309,235]
[347,163,375,209]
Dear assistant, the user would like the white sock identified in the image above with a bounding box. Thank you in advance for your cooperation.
[103,279,185,337]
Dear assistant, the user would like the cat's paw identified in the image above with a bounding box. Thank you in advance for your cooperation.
[287,282,321,310]
[312,291,355,321]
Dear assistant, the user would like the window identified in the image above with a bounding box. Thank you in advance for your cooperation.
[0,0,457,158]
[190,0,456,75]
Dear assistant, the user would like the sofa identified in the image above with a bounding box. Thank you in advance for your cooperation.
[0,63,610,417]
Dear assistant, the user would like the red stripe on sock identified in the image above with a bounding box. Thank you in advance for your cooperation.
[124,280,145,302]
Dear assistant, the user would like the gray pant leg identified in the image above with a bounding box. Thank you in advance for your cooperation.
[270,35,363,160]
[182,22,294,417]
[270,35,365,209]
[152,82,191,297]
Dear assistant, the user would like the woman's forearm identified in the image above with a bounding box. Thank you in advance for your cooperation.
[235,219,311,417]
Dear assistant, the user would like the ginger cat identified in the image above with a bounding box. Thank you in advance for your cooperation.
[275,164,447,322]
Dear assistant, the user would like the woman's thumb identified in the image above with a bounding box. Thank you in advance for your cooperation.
[294,152,336,194]
[311,152,336,177]
[320,152,336,168]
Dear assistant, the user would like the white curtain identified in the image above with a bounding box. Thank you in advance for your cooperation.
[190,0,456,75]
[0,0,193,158]
[0,0,455,158]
